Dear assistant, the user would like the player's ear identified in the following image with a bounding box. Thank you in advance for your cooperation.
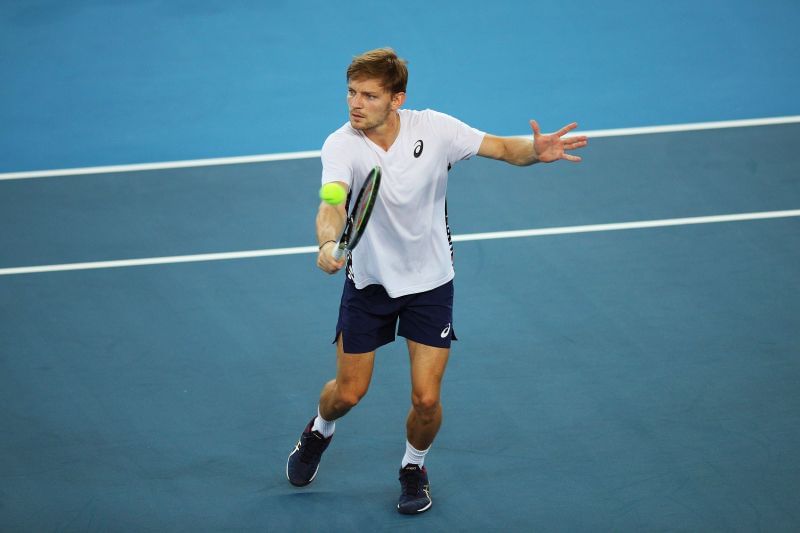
[391,91,406,110]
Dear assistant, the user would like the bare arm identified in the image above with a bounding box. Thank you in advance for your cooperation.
[315,181,348,274]
[478,120,587,166]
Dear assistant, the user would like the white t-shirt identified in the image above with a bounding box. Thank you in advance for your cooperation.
[321,108,485,297]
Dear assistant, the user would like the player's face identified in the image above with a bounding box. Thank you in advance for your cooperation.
[347,77,403,131]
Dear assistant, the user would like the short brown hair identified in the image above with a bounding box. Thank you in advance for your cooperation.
[346,47,408,94]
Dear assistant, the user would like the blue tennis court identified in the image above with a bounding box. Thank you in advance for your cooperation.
[2,2,800,531]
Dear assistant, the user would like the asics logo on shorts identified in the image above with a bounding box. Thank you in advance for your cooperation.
[440,323,451,338]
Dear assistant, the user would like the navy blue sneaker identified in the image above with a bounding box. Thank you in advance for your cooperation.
[286,418,332,487]
[397,464,432,514]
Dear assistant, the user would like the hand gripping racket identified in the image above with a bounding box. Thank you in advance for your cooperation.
[332,166,382,260]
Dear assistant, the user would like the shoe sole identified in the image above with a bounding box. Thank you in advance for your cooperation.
[397,487,432,514]
[397,499,432,514]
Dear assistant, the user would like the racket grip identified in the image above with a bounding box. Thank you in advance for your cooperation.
[332,245,344,260]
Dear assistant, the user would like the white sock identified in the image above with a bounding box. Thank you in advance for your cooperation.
[402,440,429,468]
[311,406,335,438]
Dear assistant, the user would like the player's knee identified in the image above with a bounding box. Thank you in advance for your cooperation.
[336,384,368,410]
[411,393,440,416]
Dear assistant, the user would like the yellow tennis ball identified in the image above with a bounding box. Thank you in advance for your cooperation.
[320,182,346,205]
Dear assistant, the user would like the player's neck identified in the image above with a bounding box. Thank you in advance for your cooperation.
[363,111,400,152]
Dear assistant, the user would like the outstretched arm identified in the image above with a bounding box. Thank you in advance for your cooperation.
[477,120,588,166]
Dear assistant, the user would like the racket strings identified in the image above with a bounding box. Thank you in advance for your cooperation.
[353,182,375,229]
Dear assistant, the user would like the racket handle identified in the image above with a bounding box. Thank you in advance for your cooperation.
[332,245,345,260]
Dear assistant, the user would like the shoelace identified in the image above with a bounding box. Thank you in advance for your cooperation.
[299,433,327,464]
[399,469,422,496]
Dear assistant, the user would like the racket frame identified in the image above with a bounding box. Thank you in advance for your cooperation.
[332,166,381,260]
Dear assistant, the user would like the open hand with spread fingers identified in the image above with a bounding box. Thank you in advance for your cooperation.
[531,120,588,163]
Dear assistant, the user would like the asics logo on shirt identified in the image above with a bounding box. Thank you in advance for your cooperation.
[413,140,424,158]
[440,323,451,338]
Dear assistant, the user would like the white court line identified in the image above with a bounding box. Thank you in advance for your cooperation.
[1,209,798,276]
[2,116,799,181]
[0,150,323,181]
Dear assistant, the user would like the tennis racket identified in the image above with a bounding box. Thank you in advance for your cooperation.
[332,165,382,260]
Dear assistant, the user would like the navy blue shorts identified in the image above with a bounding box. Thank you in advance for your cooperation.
[335,278,457,354]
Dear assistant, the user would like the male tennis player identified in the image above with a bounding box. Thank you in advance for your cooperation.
[287,48,587,514]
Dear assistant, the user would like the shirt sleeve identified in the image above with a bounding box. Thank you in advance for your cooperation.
[428,110,485,166]
[320,131,354,187]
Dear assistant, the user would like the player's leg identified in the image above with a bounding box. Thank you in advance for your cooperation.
[319,335,376,421]
[396,339,449,514]
[395,280,455,514]
[287,336,375,487]
[396,280,455,458]
[319,278,401,419]
[288,278,398,487]
[406,339,449,452]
